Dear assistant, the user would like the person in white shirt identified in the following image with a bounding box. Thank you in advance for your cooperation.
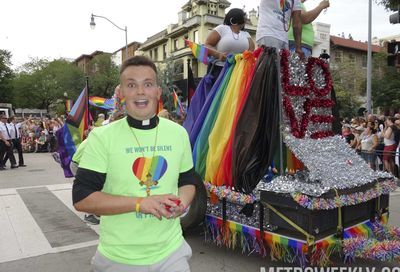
[0,114,17,169]
[205,8,255,80]
[3,116,26,167]
[256,0,304,58]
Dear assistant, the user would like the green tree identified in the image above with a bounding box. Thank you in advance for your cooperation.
[331,54,365,117]
[375,0,400,10]
[86,54,119,98]
[12,58,85,111]
[158,57,178,112]
[331,56,365,96]
[334,85,362,118]
[359,52,400,112]
[0,49,14,103]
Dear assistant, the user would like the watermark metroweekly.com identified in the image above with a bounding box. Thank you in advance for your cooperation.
[260,267,400,272]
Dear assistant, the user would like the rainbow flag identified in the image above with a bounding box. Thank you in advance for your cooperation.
[343,219,374,239]
[56,87,89,178]
[185,39,209,65]
[158,99,164,113]
[89,96,115,110]
[65,99,73,113]
[173,90,184,116]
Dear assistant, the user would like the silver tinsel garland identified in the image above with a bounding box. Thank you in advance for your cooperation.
[257,135,393,197]
[206,201,259,228]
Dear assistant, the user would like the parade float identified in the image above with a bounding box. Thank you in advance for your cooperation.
[183,45,400,266]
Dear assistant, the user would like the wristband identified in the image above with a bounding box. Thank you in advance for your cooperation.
[135,197,143,213]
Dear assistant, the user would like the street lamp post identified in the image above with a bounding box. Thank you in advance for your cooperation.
[90,14,128,61]
[366,0,372,114]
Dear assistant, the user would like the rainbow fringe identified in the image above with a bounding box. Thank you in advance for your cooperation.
[205,215,308,266]
[343,220,400,264]
[205,213,399,266]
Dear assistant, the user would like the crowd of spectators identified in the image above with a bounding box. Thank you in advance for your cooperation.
[17,116,64,153]
[341,113,400,177]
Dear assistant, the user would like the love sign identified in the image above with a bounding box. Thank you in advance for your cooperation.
[280,50,334,139]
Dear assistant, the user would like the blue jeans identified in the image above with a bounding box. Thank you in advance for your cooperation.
[288,43,312,57]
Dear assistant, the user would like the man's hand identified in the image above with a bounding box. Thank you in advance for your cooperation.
[296,47,305,60]
[5,140,10,147]
[319,0,330,10]
[169,201,189,218]
[139,194,180,220]
[218,52,227,61]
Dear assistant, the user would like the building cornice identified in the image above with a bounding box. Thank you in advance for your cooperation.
[139,30,168,50]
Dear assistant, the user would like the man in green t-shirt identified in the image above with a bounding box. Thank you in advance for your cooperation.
[288,0,330,57]
[73,56,198,271]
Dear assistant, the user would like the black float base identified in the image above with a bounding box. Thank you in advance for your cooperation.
[260,190,389,239]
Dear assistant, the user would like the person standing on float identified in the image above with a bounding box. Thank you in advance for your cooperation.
[256,0,304,58]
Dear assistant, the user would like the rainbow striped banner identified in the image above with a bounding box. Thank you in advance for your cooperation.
[89,96,115,110]
[185,39,209,65]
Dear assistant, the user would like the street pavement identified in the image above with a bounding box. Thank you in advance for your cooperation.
[0,153,399,272]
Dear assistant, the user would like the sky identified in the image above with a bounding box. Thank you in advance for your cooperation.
[0,0,398,68]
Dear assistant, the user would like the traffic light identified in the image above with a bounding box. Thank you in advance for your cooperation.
[389,11,399,24]
[387,40,400,67]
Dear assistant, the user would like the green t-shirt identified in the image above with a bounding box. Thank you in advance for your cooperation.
[78,117,194,265]
[71,139,88,164]
[288,3,314,48]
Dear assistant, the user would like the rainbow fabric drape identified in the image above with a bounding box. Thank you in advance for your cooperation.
[205,52,257,186]
[193,55,236,178]
[56,87,89,178]
[186,47,279,193]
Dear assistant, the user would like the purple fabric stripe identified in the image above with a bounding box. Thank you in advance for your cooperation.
[56,126,74,178]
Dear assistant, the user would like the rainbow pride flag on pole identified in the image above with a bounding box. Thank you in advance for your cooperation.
[65,99,73,113]
[89,96,115,110]
[158,99,164,113]
[185,39,209,65]
[173,90,184,116]
[56,87,89,178]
